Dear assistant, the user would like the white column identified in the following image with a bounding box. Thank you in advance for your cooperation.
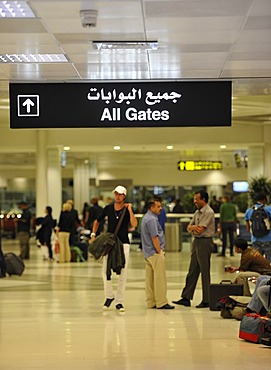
[247,146,264,181]
[73,159,90,215]
[47,148,62,221]
[89,159,99,186]
[36,130,47,217]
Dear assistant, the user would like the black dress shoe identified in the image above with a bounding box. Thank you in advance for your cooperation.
[196,302,209,308]
[157,304,175,310]
[172,298,191,307]
[260,337,271,347]
[217,253,225,257]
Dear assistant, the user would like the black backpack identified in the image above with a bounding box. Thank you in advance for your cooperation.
[250,205,270,237]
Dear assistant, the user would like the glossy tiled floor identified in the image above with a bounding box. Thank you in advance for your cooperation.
[0,238,270,370]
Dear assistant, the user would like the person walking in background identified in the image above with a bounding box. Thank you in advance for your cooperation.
[16,201,32,260]
[56,202,74,263]
[36,206,55,261]
[172,199,184,213]
[81,202,89,222]
[217,195,238,257]
[66,199,80,246]
[173,190,215,308]
[84,197,104,236]
[244,192,271,262]
[141,198,175,310]
[158,202,167,233]
[210,195,221,213]
[90,185,137,312]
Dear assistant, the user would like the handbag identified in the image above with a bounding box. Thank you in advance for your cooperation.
[54,239,60,254]
[89,207,126,260]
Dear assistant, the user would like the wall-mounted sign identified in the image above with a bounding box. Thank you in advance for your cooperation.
[178,161,223,171]
[9,81,231,129]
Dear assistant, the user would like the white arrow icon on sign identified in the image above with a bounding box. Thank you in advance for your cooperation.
[22,98,35,113]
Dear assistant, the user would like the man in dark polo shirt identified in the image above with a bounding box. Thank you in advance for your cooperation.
[173,190,215,308]
[226,238,271,296]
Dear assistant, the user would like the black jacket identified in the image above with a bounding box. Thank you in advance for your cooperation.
[106,238,126,280]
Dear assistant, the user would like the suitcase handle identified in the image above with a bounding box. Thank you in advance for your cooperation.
[220,280,233,284]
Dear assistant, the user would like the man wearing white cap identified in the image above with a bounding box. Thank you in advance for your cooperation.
[91,185,137,312]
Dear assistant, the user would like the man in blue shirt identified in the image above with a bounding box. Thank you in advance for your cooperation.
[141,198,174,310]
[244,192,271,262]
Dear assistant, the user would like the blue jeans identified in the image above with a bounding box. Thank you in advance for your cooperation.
[253,241,271,263]
[257,284,271,311]
[247,275,270,313]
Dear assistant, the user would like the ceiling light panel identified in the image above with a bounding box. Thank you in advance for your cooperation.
[0,1,36,18]
[0,54,68,63]
[92,41,158,51]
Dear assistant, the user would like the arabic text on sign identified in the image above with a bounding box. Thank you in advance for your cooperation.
[87,87,182,106]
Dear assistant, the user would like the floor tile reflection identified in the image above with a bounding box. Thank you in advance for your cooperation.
[0,239,270,369]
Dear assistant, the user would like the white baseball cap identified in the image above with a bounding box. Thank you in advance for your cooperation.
[112,185,127,196]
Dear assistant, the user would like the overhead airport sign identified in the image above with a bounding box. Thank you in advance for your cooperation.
[9,81,231,129]
[178,161,223,171]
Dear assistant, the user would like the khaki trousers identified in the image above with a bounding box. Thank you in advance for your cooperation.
[234,271,260,296]
[145,253,168,309]
[58,232,71,263]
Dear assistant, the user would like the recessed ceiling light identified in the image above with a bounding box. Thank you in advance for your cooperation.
[166,145,173,150]
[0,1,36,18]
[113,146,121,150]
[92,41,158,51]
[0,54,68,63]
[220,145,227,149]
[63,146,70,151]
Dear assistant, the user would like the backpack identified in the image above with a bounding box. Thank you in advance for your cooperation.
[250,205,270,237]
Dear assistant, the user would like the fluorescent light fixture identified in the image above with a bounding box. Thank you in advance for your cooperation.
[0,54,68,63]
[166,145,173,150]
[63,146,70,151]
[220,145,227,149]
[92,41,158,51]
[113,146,121,151]
[0,1,36,18]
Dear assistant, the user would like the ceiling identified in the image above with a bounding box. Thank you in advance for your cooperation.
[0,0,271,169]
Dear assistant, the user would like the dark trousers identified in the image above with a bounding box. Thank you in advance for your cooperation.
[221,222,235,255]
[182,238,213,303]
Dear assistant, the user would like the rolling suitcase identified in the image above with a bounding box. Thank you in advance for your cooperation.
[209,280,244,311]
[4,252,25,276]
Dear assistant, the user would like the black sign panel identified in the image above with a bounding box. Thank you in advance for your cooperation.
[9,81,231,129]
